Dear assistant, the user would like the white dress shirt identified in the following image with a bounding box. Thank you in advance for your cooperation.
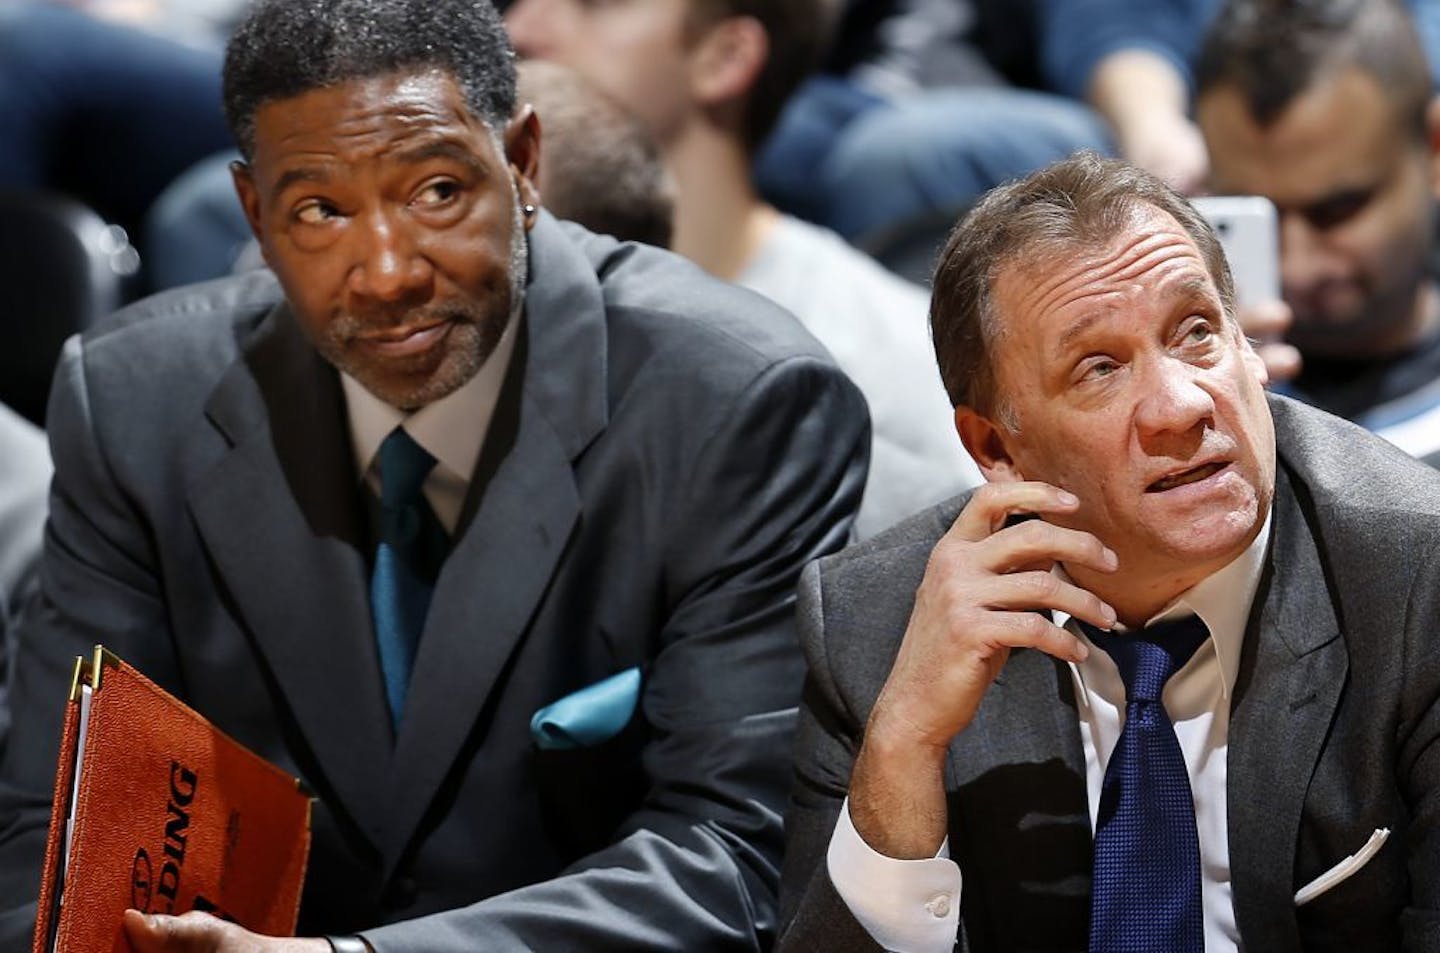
[340,311,519,532]
[828,514,1273,952]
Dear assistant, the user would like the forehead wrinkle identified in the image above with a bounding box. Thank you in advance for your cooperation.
[1010,229,1203,339]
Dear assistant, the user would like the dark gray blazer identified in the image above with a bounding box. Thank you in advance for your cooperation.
[0,215,870,951]
[780,394,1440,952]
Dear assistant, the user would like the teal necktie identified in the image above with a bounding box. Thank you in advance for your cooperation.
[370,427,448,727]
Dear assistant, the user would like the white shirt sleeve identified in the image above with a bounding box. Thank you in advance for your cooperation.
[826,797,962,952]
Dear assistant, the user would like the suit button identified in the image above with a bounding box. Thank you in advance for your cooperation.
[383,877,418,911]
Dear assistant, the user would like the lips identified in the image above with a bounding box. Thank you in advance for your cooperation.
[1147,461,1228,493]
[356,319,452,357]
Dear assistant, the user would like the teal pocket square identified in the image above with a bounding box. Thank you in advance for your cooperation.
[530,667,641,751]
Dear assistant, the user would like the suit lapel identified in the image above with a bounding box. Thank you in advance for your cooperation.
[947,649,1092,950]
[1227,465,1346,949]
[188,303,394,842]
[380,215,608,871]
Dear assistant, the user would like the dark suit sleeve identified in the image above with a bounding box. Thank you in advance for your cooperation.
[361,355,871,952]
[0,337,183,944]
[1399,536,1440,948]
[776,560,889,952]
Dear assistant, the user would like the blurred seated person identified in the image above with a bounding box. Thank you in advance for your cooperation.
[1196,0,1440,466]
[770,0,1438,260]
[506,0,983,538]
[0,400,49,654]
[755,0,1114,244]
[517,60,675,248]
[0,1,244,292]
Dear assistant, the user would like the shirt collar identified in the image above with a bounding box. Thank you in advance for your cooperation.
[341,307,520,485]
[1061,508,1273,705]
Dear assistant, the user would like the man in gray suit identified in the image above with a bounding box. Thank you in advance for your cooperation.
[0,0,868,950]
[779,152,1440,950]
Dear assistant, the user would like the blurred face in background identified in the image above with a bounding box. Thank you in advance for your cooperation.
[504,0,698,145]
[1199,65,1440,359]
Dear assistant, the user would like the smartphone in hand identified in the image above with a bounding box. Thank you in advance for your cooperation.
[1191,195,1280,310]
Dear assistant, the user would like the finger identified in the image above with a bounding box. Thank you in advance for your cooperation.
[949,481,1079,542]
[1239,299,1292,340]
[979,571,1117,631]
[1260,342,1302,383]
[984,610,1091,663]
[980,519,1118,575]
[123,910,223,953]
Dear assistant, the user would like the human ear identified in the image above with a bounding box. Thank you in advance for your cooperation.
[504,105,542,228]
[230,160,264,244]
[688,15,767,107]
[956,406,1026,483]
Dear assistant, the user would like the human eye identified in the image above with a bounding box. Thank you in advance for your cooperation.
[412,179,461,207]
[1302,188,1374,230]
[293,199,342,226]
[1077,356,1122,384]
[1173,314,1224,358]
[1184,319,1215,344]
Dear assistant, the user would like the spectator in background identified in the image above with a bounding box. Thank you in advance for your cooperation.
[0,401,49,748]
[505,0,982,538]
[756,0,1114,250]
[1197,0,1440,465]
[761,0,1437,277]
[0,1,244,292]
[0,404,49,621]
[518,60,676,248]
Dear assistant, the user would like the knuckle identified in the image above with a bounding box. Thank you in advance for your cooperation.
[1010,612,1049,640]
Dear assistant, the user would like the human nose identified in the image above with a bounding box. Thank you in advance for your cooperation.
[1133,357,1215,439]
[347,214,431,304]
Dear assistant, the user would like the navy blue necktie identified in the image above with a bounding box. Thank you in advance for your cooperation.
[370,427,448,727]
[1081,614,1210,953]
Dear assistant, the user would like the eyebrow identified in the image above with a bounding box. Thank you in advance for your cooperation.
[269,140,491,197]
[1053,275,1217,355]
[391,139,490,179]
[272,166,331,196]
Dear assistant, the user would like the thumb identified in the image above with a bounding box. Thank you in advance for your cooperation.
[123,909,220,952]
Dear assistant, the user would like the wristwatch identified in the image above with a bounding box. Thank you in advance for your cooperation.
[325,937,372,953]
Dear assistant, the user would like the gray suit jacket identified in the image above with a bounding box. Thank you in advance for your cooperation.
[780,394,1440,951]
[0,215,870,951]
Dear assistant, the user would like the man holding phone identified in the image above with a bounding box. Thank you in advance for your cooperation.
[1195,0,1440,466]
[777,152,1440,951]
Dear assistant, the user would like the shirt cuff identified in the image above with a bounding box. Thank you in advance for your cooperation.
[826,797,962,953]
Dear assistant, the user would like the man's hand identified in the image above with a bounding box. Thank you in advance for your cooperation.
[848,482,1118,859]
[122,910,332,953]
[1239,299,1302,384]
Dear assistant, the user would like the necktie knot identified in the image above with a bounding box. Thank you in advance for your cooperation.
[378,427,436,509]
[1087,614,1210,704]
